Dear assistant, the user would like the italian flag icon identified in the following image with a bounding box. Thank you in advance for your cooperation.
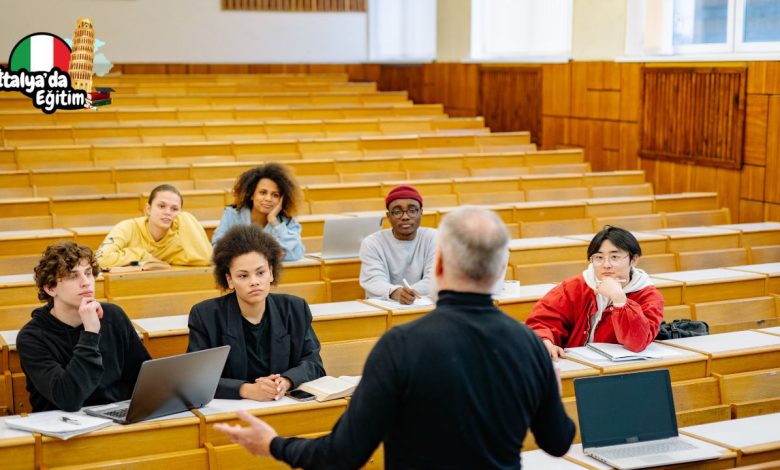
[9,33,71,73]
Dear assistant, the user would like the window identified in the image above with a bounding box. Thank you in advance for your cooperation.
[367,0,436,61]
[471,0,572,60]
[626,0,780,56]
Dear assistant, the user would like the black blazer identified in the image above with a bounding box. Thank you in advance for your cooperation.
[187,292,325,399]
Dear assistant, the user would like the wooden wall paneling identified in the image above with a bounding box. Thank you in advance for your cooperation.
[587,119,605,167]
[745,94,770,166]
[671,161,693,194]
[602,62,621,90]
[345,64,381,82]
[377,65,425,103]
[541,63,571,116]
[603,150,620,170]
[740,199,766,223]
[598,91,621,120]
[569,118,589,159]
[619,122,641,170]
[640,158,658,190]
[691,164,718,193]
[748,62,768,94]
[429,63,479,117]
[716,167,742,219]
[586,62,605,89]
[603,120,620,152]
[478,66,542,141]
[620,63,643,122]
[766,95,780,204]
[570,62,589,118]
[740,165,766,201]
[766,203,780,222]
[640,67,746,170]
[764,62,780,94]
[540,117,571,149]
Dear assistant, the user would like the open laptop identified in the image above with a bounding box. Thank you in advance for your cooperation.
[84,346,230,424]
[308,216,383,260]
[574,370,721,469]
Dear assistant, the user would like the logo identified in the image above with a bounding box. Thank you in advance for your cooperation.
[1,19,113,114]
[1,33,87,113]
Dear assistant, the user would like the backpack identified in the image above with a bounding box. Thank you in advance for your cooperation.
[655,319,709,340]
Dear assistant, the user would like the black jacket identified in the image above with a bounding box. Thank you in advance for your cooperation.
[17,303,151,412]
[187,292,325,399]
[270,290,576,470]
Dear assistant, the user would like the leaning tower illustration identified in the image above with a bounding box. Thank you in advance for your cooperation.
[68,17,95,93]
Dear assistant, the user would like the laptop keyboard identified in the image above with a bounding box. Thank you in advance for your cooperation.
[595,439,696,459]
[104,407,129,420]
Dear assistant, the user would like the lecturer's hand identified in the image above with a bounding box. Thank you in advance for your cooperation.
[390,286,419,305]
[542,339,566,362]
[214,410,278,457]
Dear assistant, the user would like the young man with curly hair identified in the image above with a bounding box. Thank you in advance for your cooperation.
[17,242,150,412]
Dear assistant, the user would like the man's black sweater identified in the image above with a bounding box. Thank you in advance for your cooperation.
[17,303,151,412]
[270,290,576,469]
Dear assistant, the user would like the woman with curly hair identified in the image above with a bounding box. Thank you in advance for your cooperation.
[17,242,150,411]
[188,224,324,401]
[211,163,305,261]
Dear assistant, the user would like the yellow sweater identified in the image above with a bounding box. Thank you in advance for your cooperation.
[97,212,213,269]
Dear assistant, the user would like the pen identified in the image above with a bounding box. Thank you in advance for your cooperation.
[61,416,81,425]
[402,278,412,290]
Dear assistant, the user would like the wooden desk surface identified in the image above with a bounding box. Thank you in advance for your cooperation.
[0,417,35,470]
[663,331,780,374]
[522,449,587,469]
[559,359,599,398]
[682,413,780,466]
[200,397,348,446]
[566,343,709,381]
[652,268,766,303]
[565,435,737,470]
[40,411,200,468]
[494,283,557,321]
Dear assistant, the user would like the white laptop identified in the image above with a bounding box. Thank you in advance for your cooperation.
[308,216,383,260]
[574,369,721,469]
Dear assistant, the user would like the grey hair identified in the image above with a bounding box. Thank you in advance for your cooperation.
[438,206,510,287]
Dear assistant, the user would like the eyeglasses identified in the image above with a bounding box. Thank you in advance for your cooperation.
[590,254,630,266]
[388,207,420,219]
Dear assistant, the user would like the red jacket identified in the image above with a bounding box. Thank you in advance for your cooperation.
[526,275,665,352]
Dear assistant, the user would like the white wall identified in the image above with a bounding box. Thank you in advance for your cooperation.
[571,0,627,60]
[368,0,437,61]
[437,0,471,62]
[0,0,368,63]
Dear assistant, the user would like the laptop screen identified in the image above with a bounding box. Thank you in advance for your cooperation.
[574,369,679,448]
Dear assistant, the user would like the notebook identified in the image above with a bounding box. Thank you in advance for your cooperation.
[585,342,665,362]
[307,216,383,260]
[297,375,361,402]
[5,411,113,440]
[574,370,721,469]
[83,346,230,424]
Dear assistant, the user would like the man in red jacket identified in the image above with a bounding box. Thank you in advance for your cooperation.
[526,226,665,360]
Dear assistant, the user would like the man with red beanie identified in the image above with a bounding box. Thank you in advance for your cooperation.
[359,185,437,304]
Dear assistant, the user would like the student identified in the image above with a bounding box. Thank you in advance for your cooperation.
[96,184,212,270]
[17,242,151,412]
[526,226,665,359]
[359,185,437,304]
[211,163,304,262]
[188,224,324,401]
[215,207,575,468]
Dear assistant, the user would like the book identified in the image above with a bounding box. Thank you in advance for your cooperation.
[296,375,361,402]
[5,412,113,440]
[108,259,171,273]
[585,342,666,362]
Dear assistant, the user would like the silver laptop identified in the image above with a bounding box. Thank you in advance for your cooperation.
[84,346,230,424]
[574,370,721,469]
[309,216,383,260]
